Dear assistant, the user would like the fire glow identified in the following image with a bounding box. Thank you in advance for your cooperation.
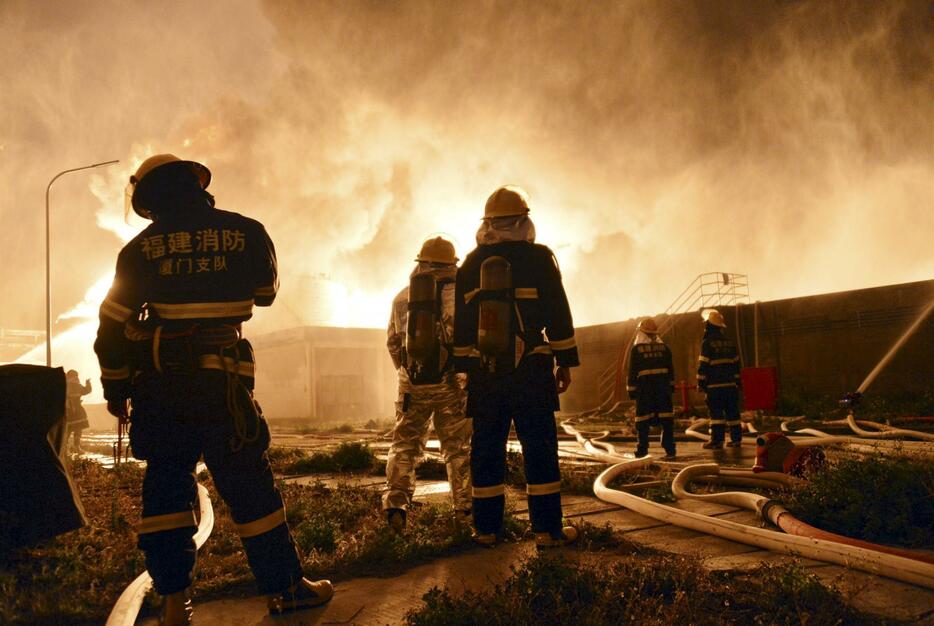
[3,1,933,368]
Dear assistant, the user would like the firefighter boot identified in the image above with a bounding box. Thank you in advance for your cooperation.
[703,424,725,450]
[634,420,650,457]
[727,425,743,447]
[535,525,579,550]
[472,529,498,547]
[267,578,334,615]
[661,419,676,458]
[386,508,406,533]
[159,591,192,626]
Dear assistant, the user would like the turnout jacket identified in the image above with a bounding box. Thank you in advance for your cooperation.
[696,327,741,392]
[94,205,278,401]
[627,339,675,416]
[453,241,579,373]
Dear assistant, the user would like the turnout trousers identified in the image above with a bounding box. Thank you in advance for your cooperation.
[382,373,472,513]
[129,372,303,596]
[469,358,563,537]
[707,386,742,444]
[635,414,675,456]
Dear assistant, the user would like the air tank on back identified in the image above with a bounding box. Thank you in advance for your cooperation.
[406,273,438,365]
[478,256,512,358]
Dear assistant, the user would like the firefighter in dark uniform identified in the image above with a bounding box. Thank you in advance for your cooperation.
[696,308,743,449]
[453,186,579,549]
[626,318,676,458]
[94,154,332,625]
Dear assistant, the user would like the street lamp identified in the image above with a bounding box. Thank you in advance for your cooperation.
[45,159,120,366]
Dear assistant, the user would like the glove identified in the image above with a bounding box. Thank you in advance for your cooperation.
[555,367,572,394]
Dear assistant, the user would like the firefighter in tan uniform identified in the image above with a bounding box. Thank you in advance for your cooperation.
[454,186,579,549]
[94,154,332,624]
[383,237,472,530]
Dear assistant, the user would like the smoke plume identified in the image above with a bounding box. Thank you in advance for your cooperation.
[2,0,932,347]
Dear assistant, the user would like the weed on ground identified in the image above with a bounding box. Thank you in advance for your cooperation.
[0,459,144,626]
[270,441,377,474]
[783,450,934,549]
[0,457,508,624]
[404,552,884,625]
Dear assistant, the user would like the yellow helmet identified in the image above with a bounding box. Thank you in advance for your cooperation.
[126,154,211,219]
[415,236,458,265]
[702,308,727,328]
[637,318,659,334]
[484,185,530,219]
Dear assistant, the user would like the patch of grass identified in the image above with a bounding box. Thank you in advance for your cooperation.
[194,478,504,595]
[3,453,523,624]
[784,451,934,549]
[641,482,678,504]
[265,446,307,471]
[0,459,145,625]
[560,465,604,496]
[774,387,839,420]
[405,552,880,626]
[273,442,377,475]
[364,418,395,431]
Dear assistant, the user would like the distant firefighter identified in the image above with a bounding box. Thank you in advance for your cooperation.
[454,185,580,549]
[94,154,331,624]
[626,318,676,458]
[65,369,91,453]
[697,309,742,449]
[383,236,472,531]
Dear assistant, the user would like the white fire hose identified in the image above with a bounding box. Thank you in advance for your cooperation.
[594,459,934,589]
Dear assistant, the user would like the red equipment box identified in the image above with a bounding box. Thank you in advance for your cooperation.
[741,367,778,411]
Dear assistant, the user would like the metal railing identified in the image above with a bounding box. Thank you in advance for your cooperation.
[591,272,750,414]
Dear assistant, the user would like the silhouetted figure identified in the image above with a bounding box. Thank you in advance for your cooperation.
[454,186,579,549]
[627,319,676,458]
[65,369,91,453]
[697,309,743,449]
[94,154,332,625]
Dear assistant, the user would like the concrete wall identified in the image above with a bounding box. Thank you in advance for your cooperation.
[561,279,934,413]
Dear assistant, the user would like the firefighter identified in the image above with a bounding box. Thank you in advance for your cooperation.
[453,186,579,549]
[696,309,742,449]
[382,236,472,531]
[65,369,91,453]
[94,154,332,625]
[626,319,676,458]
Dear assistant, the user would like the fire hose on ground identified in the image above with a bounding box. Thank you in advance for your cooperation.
[105,479,214,626]
[778,416,934,455]
[561,420,934,589]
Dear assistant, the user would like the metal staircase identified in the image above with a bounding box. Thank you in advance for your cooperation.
[589,273,749,415]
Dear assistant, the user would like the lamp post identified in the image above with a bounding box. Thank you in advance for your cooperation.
[45,159,119,366]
